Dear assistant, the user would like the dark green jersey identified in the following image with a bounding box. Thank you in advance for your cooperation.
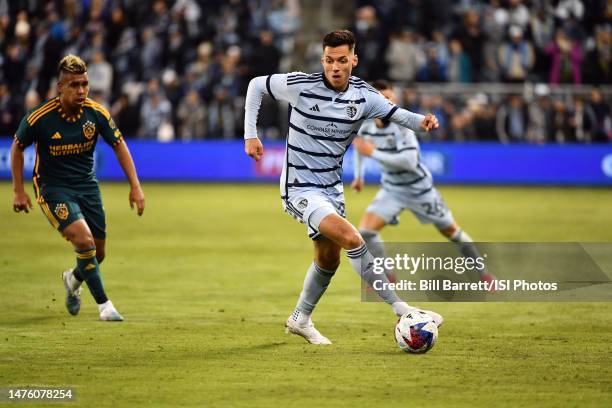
[14,97,123,192]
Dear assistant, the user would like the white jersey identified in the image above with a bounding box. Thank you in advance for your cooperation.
[358,120,433,196]
[244,72,425,201]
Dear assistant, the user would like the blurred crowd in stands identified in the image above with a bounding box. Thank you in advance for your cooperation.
[346,0,611,143]
[399,85,610,143]
[0,0,610,142]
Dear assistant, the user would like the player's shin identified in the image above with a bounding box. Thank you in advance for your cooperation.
[359,229,384,258]
[359,229,396,282]
[448,228,486,275]
[75,248,109,304]
[292,262,336,324]
[346,243,402,306]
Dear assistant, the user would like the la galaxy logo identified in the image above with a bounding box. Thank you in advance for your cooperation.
[54,203,69,220]
[82,120,96,140]
[297,198,308,210]
[346,104,357,119]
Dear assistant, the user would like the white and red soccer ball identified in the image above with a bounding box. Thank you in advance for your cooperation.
[395,311,438,353]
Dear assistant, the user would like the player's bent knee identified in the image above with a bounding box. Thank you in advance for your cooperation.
[438,223,458,238]
[63,220,96,250]
[343,231,364,250]
[71,234,95,251]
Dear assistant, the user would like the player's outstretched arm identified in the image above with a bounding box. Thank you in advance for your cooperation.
[390,107,439,132]
[370,91,439,133]
[353,136,419,172]
[10,139,33,213]
[113,142,145,216]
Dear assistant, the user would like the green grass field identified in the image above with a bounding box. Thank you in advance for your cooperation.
[1,182,611,407]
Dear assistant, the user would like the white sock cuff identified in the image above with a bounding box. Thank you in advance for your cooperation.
[291,308,310,323]
[97,300,112,310]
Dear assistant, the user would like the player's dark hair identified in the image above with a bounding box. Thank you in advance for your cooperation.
[58,54,87,75]
[371,80,391,91]
[322,30,356,51]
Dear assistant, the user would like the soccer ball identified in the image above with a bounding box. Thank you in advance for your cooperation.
[394,311,438,353]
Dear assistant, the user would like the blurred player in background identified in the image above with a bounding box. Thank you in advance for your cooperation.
[352,80,495,285]
[244,30,442,345]
[11,55,145,321]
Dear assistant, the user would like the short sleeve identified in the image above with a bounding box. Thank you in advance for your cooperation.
[14,115,36,149]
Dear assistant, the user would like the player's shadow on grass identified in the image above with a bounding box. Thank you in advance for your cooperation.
[245,341,289,351]
[8,314,59,324]
[206,341,291,359]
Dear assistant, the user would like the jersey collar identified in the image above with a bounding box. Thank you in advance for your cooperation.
[322,74,349,93]
[58,100,84,123]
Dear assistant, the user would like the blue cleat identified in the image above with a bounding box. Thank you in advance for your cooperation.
[62,269,82,316]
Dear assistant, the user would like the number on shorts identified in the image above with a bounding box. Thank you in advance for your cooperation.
[421,198,447,218]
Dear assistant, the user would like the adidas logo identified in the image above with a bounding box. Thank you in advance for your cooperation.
[51,132,62,139]
[309,104,320,112]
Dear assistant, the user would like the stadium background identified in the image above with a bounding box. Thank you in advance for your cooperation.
[0,0,610,185]
[1,1,612,407]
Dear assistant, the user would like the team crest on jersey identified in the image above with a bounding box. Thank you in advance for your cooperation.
[82,121,96,140]
[297,198,309,210]
[54,203,69,220]
[346,105,357,119]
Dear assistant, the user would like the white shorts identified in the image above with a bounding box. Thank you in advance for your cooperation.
[366,187,454,229]
[283,190,346,240]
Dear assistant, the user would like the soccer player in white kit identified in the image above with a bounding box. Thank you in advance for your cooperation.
[352,80,495,285]
[244,30,442,345]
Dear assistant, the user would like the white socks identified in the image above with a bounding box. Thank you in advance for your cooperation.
[346,243,402,305]
[289,308,311,326]
[97,300,113,312]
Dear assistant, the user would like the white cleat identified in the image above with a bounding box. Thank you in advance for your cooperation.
[394,302,444,327]
[419,309,444,327]
[98,300,124,322]
[285,317,332,345]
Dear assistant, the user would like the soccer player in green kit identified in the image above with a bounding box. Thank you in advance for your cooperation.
[11,55,145,321]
